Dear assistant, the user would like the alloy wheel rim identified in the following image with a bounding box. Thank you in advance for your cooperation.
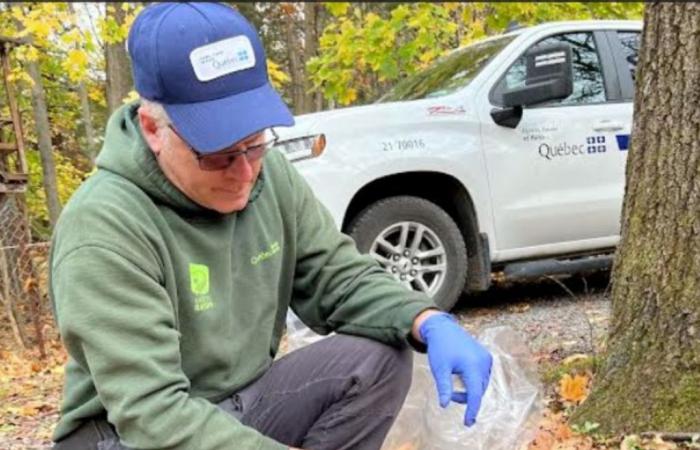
[369,221,447,297]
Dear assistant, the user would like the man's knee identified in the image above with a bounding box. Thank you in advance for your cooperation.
[330,334,413,397]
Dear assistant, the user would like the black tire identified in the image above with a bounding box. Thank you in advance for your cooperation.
[347,195,467,311]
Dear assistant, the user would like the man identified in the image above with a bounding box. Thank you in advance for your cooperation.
[50,3,492,450]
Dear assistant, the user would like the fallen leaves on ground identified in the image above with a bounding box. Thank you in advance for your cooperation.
[527,410,575,450]
[559,373,590,404]
[508,302,532,314]
[0,340,66,449]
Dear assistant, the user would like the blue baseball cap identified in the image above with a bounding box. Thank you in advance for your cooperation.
[127,2,294,154]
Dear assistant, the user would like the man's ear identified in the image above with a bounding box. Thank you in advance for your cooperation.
[137,106,165,156]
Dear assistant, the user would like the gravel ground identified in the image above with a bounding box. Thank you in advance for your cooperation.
[453,270,612,361]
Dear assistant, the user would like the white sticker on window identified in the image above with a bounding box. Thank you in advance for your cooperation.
[190,36,256,82]
[535,51,566,67]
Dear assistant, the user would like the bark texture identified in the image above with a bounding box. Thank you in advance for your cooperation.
[303,2,324,113]
[105,4,133,114]
[26,59,61,227]
[284,4,305,114]
[77,80,96,163]
[573,3,700,432]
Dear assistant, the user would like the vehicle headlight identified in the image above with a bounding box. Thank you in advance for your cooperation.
[275,134,326,162]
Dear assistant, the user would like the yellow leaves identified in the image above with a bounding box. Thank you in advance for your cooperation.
[324,2,350,17]
[67,49,88,68]
[390,5,410,22]
[24,46,40,63]
[99,3,140,45]
[121,90,140,105]
[60,28,82,46]
[418,50,437,64]
[267,59,290,90]
[364,12,381,27]
[559,373,590,404]
[123,5,143,33]
[11,7,26,23]
[312,3,460,106]
[338,87,357,106]
[88,84,107,108]
[6,4,95,85]
[442,2,462,13]
[13,4,68,44]
[7,65,33,87]
[62,49,89,82]
[25,21,51,40]
[26,150,89,226]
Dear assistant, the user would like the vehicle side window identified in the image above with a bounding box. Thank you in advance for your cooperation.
[498,32,607,107]
[617,31,641,81]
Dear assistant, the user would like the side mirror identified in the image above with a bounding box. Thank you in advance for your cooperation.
[503,43,573,107]
[491,43,574,128]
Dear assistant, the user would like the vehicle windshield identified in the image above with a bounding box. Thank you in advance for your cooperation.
[377,35,517,103]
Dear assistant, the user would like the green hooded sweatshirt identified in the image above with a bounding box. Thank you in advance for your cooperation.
[50,102,436,450]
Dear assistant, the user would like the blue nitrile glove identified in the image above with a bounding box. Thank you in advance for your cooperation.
[419,312,493,427]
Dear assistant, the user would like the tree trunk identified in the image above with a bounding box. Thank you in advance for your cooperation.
[25,59,61,227]
[573,3,700,433]
[105,3,133,114]
[77,80,97,163]
[70,2,97,164]
[284,4,305,114]
[303,2,323,113]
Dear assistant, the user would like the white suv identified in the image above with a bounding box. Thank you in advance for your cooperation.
[275,20,642,310]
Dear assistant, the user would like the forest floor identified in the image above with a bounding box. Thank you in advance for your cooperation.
[1,271,697,449]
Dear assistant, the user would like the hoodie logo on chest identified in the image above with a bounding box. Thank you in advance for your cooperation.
[189,263,214,312]
[251,241,281,266]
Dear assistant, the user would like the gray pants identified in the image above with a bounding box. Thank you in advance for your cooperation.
[53,334,413,450]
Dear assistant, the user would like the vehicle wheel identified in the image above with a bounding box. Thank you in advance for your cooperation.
[347,196,467,311]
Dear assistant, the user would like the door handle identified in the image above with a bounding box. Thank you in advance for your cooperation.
[592,120,624,132]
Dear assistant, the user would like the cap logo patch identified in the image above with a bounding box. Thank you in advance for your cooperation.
[189,35,256,82]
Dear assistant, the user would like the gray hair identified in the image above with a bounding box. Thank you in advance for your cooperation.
[140,98,172,128]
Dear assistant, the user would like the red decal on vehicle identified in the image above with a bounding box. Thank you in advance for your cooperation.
[427,105,466,116]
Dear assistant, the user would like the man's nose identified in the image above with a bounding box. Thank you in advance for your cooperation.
[225,154,255,180]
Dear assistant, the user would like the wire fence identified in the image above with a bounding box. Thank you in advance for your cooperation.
[0,192,48,357]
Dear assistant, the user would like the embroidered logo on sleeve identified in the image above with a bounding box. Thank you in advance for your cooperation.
[189,263,214,312]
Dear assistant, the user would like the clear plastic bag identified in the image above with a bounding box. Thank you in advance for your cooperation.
[285,313,543,450]
[285,311,328,351]
[381,326,543,450]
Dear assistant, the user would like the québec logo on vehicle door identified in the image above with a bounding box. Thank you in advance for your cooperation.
[538,135,609,160]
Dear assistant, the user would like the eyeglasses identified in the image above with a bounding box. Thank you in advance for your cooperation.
[168,125,279,171]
